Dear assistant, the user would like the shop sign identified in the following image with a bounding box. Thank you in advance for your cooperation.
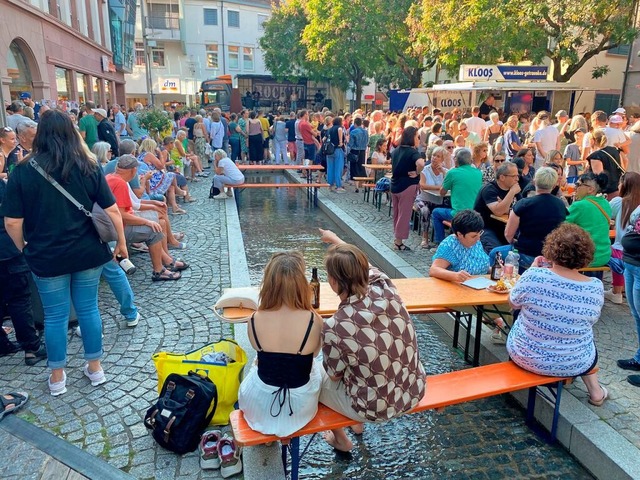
[101,55,116,73]
[159,78,180,93]
[459,65,549,82]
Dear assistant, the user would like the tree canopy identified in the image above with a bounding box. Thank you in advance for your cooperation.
[409,0,640,82]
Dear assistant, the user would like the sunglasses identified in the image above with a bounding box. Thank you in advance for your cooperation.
[2,126,13,132]
[493,158,505,163]
[446,146,455,150]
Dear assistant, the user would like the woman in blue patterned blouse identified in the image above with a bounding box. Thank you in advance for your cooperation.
[429,210,490,283]
[506,223,608,406]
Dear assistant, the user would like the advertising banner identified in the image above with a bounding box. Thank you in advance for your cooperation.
[459,65,549,82]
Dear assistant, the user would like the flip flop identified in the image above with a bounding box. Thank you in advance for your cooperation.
[168,242,187,250]
[0,391,29,421]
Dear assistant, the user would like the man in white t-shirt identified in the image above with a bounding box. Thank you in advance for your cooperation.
[464,106,486,138]
[533,111,559,168]
[602,115,630,151]
[418,116,433,153]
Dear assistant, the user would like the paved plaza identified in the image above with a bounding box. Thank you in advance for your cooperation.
[0,177,637,479]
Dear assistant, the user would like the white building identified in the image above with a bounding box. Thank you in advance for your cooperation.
[125,0,272,107]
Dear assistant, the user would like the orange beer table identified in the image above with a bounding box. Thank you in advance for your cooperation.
[222,277,509,366]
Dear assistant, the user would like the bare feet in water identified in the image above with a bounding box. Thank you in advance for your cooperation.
[322,429,353,452]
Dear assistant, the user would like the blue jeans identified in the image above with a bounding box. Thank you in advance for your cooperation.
[326,149,345,188]
[101,260,137,321]
[624,262,640,362]
[33,266,104,369]
[432,208,454,243]
[230,137,241,161]
[488,245,536,274]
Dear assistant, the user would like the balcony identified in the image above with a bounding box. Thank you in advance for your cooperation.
[144,13,181,41]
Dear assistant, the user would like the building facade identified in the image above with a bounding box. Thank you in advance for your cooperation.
[0,0,134,116]
[125,0,272,107]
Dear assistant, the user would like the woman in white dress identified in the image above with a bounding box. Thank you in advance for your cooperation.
[238,251,323,437]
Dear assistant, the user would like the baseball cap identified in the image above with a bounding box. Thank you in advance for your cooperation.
[92,108,107,118]
[609,115,623,124]
[613,107,626,115]
[117,154,138,169]
[19,92,32,99]
[555,110,568,118]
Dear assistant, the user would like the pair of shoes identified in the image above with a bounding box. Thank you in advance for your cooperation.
[83,364,107,386]
[393,243,411,251]
[199,431,243,477]
[152,268,182,282]
[617,358,640,371]
[168,242,187,250]
[0,391,29,420]
[126,312,141,328]
[48,371,67,396]
[604,289,623,304]
[213,193,228,199]
[588,385,608,406]
[627,375,640,387]
[24,342,47,366]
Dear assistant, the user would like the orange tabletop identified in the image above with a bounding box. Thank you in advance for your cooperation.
[490,214,509,224]
[222,277,508,320]
[610,229,615,239]
[366,164,392,170]
[236,165,323,171]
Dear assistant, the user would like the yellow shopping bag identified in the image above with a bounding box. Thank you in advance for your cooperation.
[152,339,247,426]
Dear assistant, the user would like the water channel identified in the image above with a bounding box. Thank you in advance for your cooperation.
[238,174,593,479]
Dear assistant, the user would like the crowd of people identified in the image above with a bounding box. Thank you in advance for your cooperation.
[1,94,640,449]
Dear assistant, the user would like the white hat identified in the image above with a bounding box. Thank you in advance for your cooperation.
[613,107,626,115]
[609,115,623,124]
[92,108,107,118]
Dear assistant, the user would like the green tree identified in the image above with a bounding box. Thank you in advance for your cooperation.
[409,0,639,82]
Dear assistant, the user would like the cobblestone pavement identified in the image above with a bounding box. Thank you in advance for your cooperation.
[316,182,640,450]
[0,179,232,480]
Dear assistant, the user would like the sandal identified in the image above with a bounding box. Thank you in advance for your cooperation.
[174,232,186,241]
[129,242,149,253]
[588,385,608,407]
[24,342,47,366]
[394,243,411,251]
[152,268,182,282]
[171,208,187,215]
[185,197,197,203]
[168,242,187,250]
[165,259,189,272]
[0,391,29,421]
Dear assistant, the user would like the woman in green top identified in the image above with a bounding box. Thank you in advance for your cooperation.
[566,172,612,267]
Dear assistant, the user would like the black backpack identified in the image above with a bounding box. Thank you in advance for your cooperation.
[144,371,218,454]
[320,136,335,156]
[209,185,221,198]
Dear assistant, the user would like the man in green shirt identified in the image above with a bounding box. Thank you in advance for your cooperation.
[432,149,483,243]
[79,101,99,149]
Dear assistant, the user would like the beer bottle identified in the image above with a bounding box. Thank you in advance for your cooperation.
[490,252,503,281]
[310,268,320,309]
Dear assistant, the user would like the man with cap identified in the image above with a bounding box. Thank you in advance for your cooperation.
[603,114,631,153]
[19,93,41,121]
[79,101,99,150]
[94,107,119,157]
[106,154,188,282]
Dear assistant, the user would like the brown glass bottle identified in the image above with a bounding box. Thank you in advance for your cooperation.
[310,267,320,309]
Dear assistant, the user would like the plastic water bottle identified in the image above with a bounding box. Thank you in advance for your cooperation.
[503,249,520,280]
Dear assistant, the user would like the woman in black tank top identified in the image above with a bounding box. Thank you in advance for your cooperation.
[238,251,323,437]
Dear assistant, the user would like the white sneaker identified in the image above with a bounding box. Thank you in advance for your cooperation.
[604,289,623,304]
[126,312,141,328]
[218,435,242,478]
[83,364,107,386]
[213,193,228,200]
[75,326,104,339]
[48,371,67,396]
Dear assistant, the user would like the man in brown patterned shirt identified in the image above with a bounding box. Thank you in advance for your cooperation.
[318,229,427,452]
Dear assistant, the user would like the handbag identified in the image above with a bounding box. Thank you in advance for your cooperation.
[29,159,118,243]
[212,286,260,322]
[152,339,247,426]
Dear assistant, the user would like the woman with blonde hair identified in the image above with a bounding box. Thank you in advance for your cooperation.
[174,130,204,180]
[91,141,112,166]
[137,138,186,214]
[238,251,323,437]
[587,129,626,198]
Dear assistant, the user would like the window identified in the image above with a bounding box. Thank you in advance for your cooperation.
[243,47,254,70]
[147,3,179,30]
[135,42,145,66]
[258,14,268,30]
[206,44,219,68]
[151,45,165,67]
[608,44,631,56]
[228,10,239,28]
[228,45,239,69]
[593,93,620,114]
[204,8,218,25]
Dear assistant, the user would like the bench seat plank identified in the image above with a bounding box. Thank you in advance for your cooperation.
[236,183,330,188]
[230,361,569,447]
[220,306,452,321]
